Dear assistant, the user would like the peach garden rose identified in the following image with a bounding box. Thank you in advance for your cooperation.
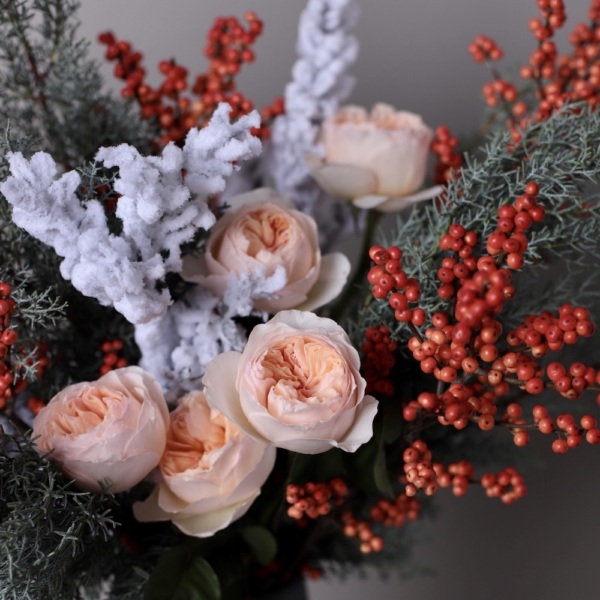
[203,310,378,455]
[310,103,442,212]
[32,366,169,493]
[133,390,276,537]
[182,188,350,313]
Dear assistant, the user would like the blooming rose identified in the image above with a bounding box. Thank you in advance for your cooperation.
[133,390,276,537]
[182,188,350,313]
[32,366,169,493]
[310,103,441,212]
[203,310,378,454]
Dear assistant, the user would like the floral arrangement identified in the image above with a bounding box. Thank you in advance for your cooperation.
[1,0,600,598]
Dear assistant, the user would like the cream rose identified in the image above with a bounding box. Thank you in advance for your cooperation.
[310,103,442,212]
[32,366,169,493]
[203,310,378,455]
[182,188,350,313]
[133,390,276,537]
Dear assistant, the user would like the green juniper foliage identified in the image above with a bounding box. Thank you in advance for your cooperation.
[0,434,115,600]
[0,0,153,168]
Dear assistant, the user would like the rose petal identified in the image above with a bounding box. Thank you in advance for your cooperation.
[203,352,267,443]
[173,493,259,537]
[336,395,379,452]
[351,194,390,210]
[373,185,444,213]
[294,253,351,312]
[310,163,378,200]
[63,451,162,493]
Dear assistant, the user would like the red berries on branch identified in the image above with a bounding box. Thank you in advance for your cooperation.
[99,12,284,147]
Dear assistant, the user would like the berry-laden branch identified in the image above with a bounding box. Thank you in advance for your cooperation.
[99,12,284,148]
[365,182,600,457]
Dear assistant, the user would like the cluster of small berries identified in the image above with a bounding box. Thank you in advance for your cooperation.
[0,282,17,410]
[99,339,128,375]
[481,467,526,504]
[532,405,600,452]
[368,245,425,327]
[430,125,462,184]
[286,478,348,521]
[361,325,397,396]
[369,493,421,527]
[471,0,600,142]
[341,511,384,554]
[99,12,284,146]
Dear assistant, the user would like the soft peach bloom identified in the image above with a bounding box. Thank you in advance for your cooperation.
[133,390,276,537]
[310,103,442,212]
[32,367,169,493]
[203,310,378,455]
[182,188,350,313]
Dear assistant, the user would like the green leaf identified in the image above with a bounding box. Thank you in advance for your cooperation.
[342,413,394,498]
[381,396,405,444]
[144,547,221,600]
[240,526,278,565]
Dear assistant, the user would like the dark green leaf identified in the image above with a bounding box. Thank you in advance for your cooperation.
[240,526,278,565]
[144,548,221,600]
[342,413,394,498]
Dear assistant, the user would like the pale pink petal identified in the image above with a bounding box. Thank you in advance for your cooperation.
[374,185,444,213]
[351,194,390,210]
[310,163,378,200]
[336,395,379,452]
[203,352,267,443]
[173,493,259,538]
[294,253,351,312]
[64,452,162,493]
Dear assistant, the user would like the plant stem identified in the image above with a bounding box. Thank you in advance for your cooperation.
[329,209,381,323]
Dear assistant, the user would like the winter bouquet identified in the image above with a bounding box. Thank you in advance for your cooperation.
[1,0,600,598]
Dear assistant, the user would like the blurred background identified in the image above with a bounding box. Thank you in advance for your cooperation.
[78,2,600,598]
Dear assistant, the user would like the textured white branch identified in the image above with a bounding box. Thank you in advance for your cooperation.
[269,0,359,209]
[0,104,262,324]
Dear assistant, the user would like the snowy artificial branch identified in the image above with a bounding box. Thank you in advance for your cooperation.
[0,104,262,324]
[269,0,359,210]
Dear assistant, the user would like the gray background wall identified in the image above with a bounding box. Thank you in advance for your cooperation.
[78,2,599,598]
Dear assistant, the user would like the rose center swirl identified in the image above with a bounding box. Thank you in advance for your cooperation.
[50,385,117,436]
[260,336,348,405]
[240,208,294,257]
[161,407,228,475]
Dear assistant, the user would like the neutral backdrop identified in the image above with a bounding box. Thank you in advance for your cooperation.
[78,2,600,599]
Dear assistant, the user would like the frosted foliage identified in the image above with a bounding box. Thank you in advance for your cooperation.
[135,288,248,397]
[223,266,287,318]
[269,0,359,213]
[135,267,287,395]
[0,104,262,324]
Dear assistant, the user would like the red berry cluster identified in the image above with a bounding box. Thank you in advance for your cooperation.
[481,467,527,504]
[99,339,128,375]
[286,478,348,521]
[532,405,600,452]
[369,493,421,527]
[430,125,462,184]
[401,440,476,497]
[486,182,544,270]
[361,325,397,396]
[0,282,17,410]
[468,34,504,63]
[341,511,384,554]
[99,12,284,147]
[471,0,600,142]
[368,245,425,327]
